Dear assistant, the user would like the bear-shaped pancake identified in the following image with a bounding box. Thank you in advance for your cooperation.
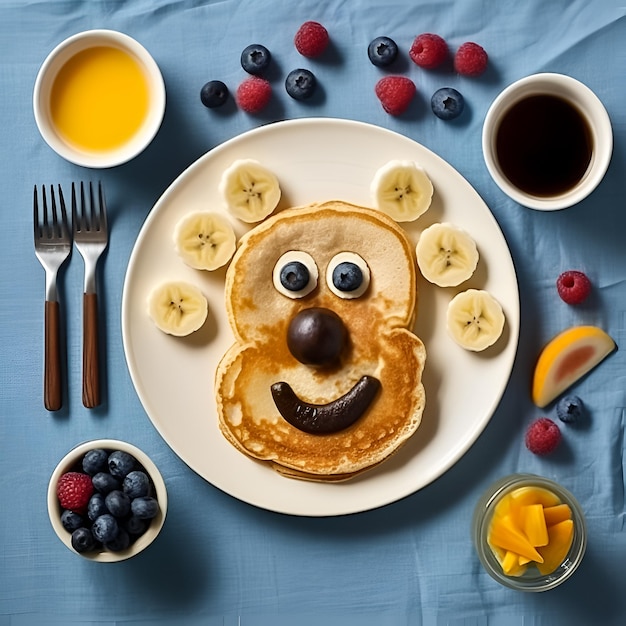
[215,200,426,480]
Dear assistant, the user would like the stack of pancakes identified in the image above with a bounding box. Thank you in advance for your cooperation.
[215,201,426,481]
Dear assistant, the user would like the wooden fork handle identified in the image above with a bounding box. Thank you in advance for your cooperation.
[82,293,101,408]
[44,300,62,411]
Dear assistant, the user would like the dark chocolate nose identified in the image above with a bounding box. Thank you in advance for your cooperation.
[287,307,348,367]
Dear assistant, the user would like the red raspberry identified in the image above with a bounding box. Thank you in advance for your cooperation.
[556,270,591,305]
[294,21,329,58]
[409,33,449,69]
[236,77,272,113]
[525,418,561,455]
[375,76,416,116]
[454,42,488,76]
[56,471,94,513]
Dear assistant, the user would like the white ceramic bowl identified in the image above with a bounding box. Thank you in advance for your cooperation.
[482,73,612,210]
[47,439,167,562]
[33,29,165,168]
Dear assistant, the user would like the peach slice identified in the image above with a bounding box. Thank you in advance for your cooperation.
[532,325,615,408]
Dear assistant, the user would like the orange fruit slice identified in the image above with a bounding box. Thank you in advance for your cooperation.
[532,325,615,408]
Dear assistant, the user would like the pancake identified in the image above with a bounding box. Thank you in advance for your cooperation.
[215,200,426,479]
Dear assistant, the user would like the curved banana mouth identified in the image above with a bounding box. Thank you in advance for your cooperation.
[270,375,381,435]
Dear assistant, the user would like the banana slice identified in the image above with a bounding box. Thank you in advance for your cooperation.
[174,211,236,271]
[148,281,208,337]
[370,159,434,222]
[416,222,479,287]
[219,159,281,223]
[446,289,505,352]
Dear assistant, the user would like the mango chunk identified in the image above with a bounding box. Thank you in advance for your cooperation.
[523,503,549,547]
[543,503,572,527]
[502,550,528,577]
[510,486,561,508]
[488,514,544,563]
[487,484,577,577]
[536,519,574,575]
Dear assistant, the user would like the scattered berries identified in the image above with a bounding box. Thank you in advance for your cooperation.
[285,68,317,100]
[409,33,449,69]
[236,77,272,113]
[556,270,591,305]
[556,395,584,423]
[240,44,272,75]
[200,80,229,108]
[56,472,94,514]
[294,21,329,58]
[375,76,416,116]
[431,87,465,120]
[525,418,562,455]
[367,36,399,67]
[56,448,161,555]
[454,42,488,76]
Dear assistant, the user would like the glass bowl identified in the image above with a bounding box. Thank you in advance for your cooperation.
[472,473,586,591]
[47,439,167,562]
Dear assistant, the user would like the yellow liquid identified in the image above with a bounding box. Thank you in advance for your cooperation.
[50,46,149,152]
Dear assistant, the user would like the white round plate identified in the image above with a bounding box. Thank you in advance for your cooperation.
[122,118,519,516]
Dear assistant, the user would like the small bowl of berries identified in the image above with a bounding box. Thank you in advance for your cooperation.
[47,439,167,562]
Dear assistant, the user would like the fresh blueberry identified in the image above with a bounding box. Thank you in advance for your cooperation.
[123,470,151,499]
[131,496,160,520]
[71,527,97,553]
[82,449,108,476]
[280,261,310,291]
[105,490,131,518]
[367,36,399,67]
[200,80,229,108]
[124,515,149,537]
[332,262,363,292]
[285,69,317,100]
[92,514,119,543]
[92,471,120,494]
[430,87,465,120]
[240,44,271,75]
[87,492,109,521]
[61,510,85,532]
[108,451,136,478]
[556,395,584,423]
[105,529,130,552]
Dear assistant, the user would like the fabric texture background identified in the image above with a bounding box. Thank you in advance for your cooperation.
[1,0,625,623]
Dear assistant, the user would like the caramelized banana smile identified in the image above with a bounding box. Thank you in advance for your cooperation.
[271,375,381,434]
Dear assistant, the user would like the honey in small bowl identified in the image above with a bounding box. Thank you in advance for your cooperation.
[34,30,165,168]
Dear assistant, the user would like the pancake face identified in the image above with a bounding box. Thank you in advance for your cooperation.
[215,201,426,479]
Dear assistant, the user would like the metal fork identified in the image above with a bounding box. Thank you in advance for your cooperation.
[72,181,108,408]
[34,185,72,411]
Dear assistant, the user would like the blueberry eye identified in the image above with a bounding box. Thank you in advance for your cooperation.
[332,262,363,292]
[327,252,370,299]
[273,251,318,299]
[280,261,309,291]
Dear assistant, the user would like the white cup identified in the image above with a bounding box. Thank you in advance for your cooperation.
[482,73,612,210]
[33,30,166,168]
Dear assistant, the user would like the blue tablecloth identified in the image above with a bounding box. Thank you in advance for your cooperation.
[2,0,626,623]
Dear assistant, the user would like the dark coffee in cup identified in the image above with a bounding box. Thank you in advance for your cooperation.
[495,94,593,197]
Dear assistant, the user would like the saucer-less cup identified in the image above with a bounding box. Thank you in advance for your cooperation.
[472,474,586,591]
[482,73,612,210]
[48,439,167,562]
[33,30,165,168]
